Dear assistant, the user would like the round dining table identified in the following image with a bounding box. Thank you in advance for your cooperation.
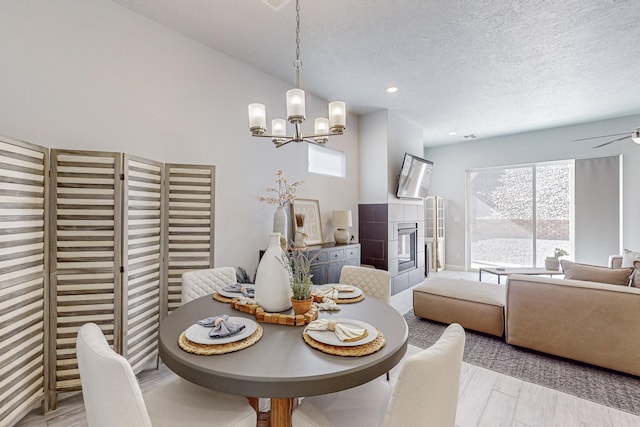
[158,295,408,427]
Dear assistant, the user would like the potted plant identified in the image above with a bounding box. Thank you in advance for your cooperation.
[280,250,314,314]
[545,248,569,271]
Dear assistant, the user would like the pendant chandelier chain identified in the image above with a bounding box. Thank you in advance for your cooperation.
[294,0,301,88]
[247,0,346,148]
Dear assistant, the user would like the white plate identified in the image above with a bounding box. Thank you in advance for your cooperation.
[313,284,363,299]
[185,317,257,345]
[304,318,378,347]
[217,284,255,299]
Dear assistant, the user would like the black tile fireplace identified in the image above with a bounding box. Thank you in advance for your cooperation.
[359,203,425,295]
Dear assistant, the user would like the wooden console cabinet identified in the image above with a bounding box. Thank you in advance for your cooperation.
[260,243,361,285]
[306,243,361,285]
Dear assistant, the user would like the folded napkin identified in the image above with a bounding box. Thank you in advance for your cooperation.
[306,319,368,342]
[222,283,255,297]
[314,297,341,311]
[222,283,255,298]
[197,314,245,338]
[316,285,355,300]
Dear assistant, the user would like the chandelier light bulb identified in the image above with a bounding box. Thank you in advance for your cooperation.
[272,119,287,137]
[314,117,329,134]
[248,103,266,134]
[314,117,330,144]
[286,88,306,122]
[328,101,346,133]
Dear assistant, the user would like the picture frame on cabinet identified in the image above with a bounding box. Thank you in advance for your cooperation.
[291,199,323,245]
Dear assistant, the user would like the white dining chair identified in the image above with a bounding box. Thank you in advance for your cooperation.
[181,266,236,303]
[339,264,393,379]
[339,265,391,303]
[292,323,466,427]
[76,323,256,427]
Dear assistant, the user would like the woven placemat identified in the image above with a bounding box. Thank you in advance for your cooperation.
[334,294,365,304]
[312,293,365,304]
[213,293,235,303]
[302,329,385,356]
[178,324,263,355]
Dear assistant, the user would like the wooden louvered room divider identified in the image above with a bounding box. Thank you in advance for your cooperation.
[0,139,216,419]
[163,164,215,315]
[46,152,216,408]
[48,150,123,407]
[121,155,163,374]
[0,136,48,427]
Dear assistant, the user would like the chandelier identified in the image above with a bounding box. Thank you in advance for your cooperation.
[248,0,346,148]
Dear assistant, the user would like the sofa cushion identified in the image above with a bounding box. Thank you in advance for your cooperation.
[622,248,640,266]
[622,249,640,288]
[560,260,633,286]
[413,278,505,337]
[633,260,640,288]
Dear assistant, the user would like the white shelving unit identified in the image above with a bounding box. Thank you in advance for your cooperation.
[424,196,445,272]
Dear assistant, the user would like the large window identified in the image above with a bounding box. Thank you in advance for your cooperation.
[467,160,573,269]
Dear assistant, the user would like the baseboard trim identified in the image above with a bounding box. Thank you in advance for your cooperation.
[443,264,466,271]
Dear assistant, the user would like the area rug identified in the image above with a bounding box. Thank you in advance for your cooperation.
[404,311,640,416]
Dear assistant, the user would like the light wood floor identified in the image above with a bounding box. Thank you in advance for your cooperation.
[16,270,640,427]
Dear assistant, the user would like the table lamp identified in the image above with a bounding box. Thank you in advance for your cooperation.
[332,210,352,244]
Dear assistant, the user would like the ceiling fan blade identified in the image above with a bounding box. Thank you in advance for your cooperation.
[592,135,629,148]
[573,132,629,142]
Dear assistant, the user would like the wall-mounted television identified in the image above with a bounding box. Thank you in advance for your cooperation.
[396,153,433,200]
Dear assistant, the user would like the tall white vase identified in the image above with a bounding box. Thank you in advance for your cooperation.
[254,232,292,312]
[273,206,288,248]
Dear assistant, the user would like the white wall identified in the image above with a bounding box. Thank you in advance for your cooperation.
[358,110,388,204]
[0,0,360,275]
[358,109,424,205]
[424,114,640,269]
[387,111,424,204]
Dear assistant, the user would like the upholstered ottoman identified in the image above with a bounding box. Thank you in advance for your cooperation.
[413,278,506,336]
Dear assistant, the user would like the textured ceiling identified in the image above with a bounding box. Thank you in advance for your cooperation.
[111,0,640,146]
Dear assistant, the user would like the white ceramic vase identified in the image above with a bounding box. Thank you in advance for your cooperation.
[254,232,292,312]
[273,206,288,247]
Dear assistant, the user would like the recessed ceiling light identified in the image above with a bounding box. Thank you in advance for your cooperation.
[448,132,457,136]
[386,86,398,93]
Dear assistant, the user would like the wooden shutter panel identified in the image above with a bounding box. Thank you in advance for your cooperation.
[122,155,162,373]
[163,164,215,315]
[0,136,48,426]
[48,150,122,404]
